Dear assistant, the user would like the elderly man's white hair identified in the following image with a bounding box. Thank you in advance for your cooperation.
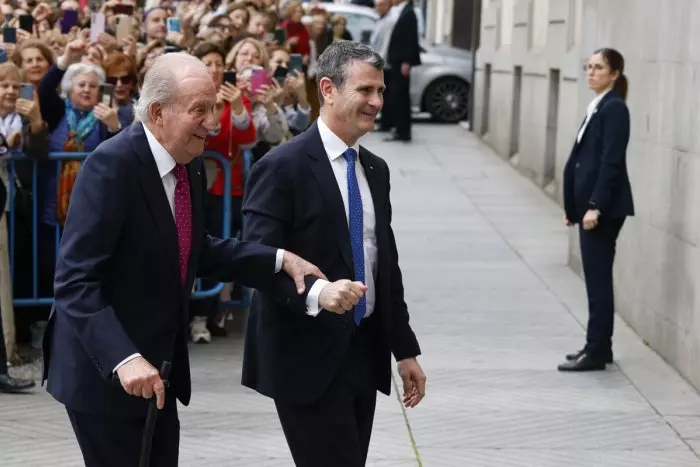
[134,53,212,124]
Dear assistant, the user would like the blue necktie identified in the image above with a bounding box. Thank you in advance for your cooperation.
[343,148,366,325]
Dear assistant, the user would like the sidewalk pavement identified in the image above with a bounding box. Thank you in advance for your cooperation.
[2,124,700,466]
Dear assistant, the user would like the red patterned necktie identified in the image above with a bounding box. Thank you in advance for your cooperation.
[172,164,192,285]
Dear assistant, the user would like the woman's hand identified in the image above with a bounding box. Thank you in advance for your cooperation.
[94,102,120,132]
[218,82,244,113]
[16,94,42,125]
[582,209,600,230]
[254,85,280,114]
[62,38,88,67]
[120,35,138,57]
[286,36,299,47]
[166,31,185,47]
[16,28,32,45]
[6,131,21,149]
[268,79,286,105]
[286,71,307,99]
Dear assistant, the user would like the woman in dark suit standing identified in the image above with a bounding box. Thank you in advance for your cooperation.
[558,48,634,372]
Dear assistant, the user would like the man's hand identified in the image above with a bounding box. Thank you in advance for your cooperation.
[563,215,572,226]
[282,251,327,294]
[115,357,166,409]
[582,209,600,231]
[318,280,368,314]
[398,358,426,408]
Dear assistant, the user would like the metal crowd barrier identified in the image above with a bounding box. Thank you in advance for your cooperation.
[7,150,252,309]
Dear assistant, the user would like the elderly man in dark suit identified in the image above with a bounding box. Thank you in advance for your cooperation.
[241,41,426,467]
[42,49,323,467]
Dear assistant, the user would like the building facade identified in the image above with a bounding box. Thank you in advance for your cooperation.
[474,0,700,389]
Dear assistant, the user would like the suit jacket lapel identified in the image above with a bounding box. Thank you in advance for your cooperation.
[305,124,354,274]
[577,91,615,147]
[359,147,385,226]
[131,123,181,287]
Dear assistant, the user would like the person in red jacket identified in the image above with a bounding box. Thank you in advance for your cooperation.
[279,1,310,65]
[191,41,257,343]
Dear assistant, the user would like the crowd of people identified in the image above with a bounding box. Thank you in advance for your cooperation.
[0,0,421,392]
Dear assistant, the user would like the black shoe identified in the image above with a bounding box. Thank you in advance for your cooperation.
[383,135,411,143]
[566,349,613,364]
[0,374,36,393]
[209,325,228,337]
[557,353,606,372]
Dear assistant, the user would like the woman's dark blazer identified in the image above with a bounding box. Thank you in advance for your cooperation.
[563,89,635,223]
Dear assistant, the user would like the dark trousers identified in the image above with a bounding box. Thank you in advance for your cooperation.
[274,324,378,467]
[379,68,394,131]
[66,396,180,467]
[579,218,625,359]
[192,193,243,321]
[390,65,412,140]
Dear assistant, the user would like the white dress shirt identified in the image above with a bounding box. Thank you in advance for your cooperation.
[577,89,610,143]
[305,118,378,319]
[114,125,284,373]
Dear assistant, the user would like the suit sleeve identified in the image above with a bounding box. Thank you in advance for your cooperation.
[589,100,630,213]
[240,153,316,315]
[52,148,138,379]
[384,163,421,361]
[196,234,279,288]
[195,156,279,289]
[400,9,421,66]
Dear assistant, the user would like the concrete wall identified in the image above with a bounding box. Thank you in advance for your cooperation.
[475,0,700,390]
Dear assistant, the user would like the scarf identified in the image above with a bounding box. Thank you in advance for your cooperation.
[63,98,98,152]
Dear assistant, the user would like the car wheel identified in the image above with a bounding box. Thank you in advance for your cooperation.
[424,77,470,123]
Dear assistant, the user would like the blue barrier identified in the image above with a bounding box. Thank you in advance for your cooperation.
[8,149,251,309]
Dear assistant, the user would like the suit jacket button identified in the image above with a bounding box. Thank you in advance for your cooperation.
[575,162,580,168]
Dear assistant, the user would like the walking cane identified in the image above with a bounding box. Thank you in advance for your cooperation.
[139,361,171,467]
[113,360,172,467]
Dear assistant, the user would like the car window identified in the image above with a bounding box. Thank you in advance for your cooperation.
[342,13,376,44]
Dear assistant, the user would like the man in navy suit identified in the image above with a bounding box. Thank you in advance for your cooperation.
[241,41,426,466]
[42,52,324,467]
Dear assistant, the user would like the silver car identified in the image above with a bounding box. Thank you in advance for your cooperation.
[306,3,473,122]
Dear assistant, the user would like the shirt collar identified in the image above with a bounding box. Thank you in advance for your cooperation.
[587,89,610,115]
[317,117,360,162]
[143,123,176,178]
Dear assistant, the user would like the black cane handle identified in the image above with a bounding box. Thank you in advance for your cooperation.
[139,361,172,467]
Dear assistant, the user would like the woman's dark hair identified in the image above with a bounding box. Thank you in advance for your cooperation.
[594,47,628,101]
[191,41,226,62]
